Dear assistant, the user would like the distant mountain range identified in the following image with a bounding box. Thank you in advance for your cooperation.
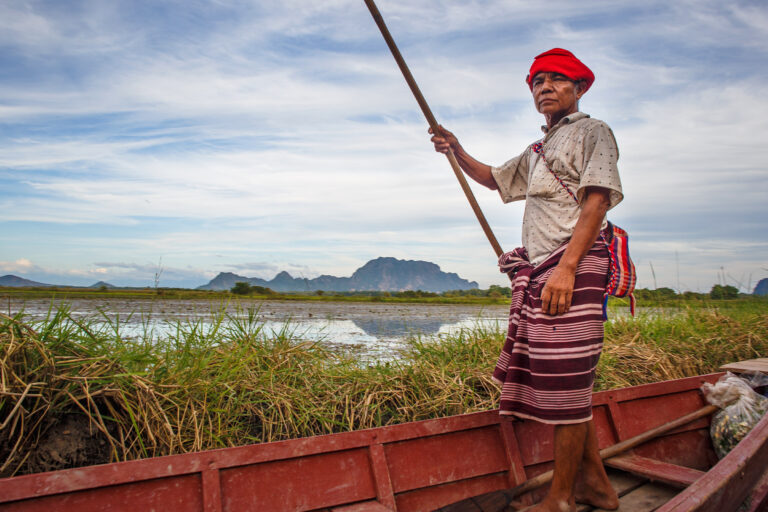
[0,275,54,287]
[0,275,116,289]
[0,258,478,292]
[198,257,479,292]
[4,267,767,295]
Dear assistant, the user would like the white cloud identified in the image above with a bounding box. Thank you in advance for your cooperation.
[1,0,767,291]
[0,258,38,274]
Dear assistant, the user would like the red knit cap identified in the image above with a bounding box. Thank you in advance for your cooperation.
[525,48,594,93]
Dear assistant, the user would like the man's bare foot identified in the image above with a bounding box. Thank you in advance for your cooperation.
[574,478,619,510]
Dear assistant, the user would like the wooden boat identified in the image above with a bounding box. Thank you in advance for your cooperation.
[1,361,768,512]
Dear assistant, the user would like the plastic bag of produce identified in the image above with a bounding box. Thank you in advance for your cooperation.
[740,370,768,397]
[702,372,768,458]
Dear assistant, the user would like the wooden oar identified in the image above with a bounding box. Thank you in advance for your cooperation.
[506,404,718,499]
[363,0,504,258]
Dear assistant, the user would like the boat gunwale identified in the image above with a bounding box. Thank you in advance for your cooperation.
[0,373,724,507]
[656,399,768,511]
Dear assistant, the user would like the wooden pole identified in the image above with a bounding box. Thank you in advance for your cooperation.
[506,404,718,500]
[363,0,504,258]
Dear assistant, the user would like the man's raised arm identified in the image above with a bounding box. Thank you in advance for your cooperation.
[429,125,498,190]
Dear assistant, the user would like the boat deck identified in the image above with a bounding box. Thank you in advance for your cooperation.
[436,469,682,512]
[438,463,768,512]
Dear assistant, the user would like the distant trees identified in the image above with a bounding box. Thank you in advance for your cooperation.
[709,284,739,300]
[231,282,275,296]
[633,287,679,301]
[227,285,516,299]
[630,285,743,302]
[488,285,512,298]
[231,282,251,295]
[440,285,511,298]
[394,290,438,298]
[227,283,749,301]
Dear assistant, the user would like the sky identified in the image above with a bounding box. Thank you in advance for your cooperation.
[1,0,767,292]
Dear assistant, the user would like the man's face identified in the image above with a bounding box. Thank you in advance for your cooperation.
[531,72,583,117]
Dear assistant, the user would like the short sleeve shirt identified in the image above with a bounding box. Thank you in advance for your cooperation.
[491,112,623,265]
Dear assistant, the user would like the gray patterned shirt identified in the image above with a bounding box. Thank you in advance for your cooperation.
[491,112,623,265]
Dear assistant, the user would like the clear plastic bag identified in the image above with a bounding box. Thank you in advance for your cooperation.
[739,370,768,395]
[702,372,768,458]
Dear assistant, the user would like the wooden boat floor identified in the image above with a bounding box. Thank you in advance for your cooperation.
[434,469,683,512]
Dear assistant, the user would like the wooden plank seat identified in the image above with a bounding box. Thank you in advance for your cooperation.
[603,454,705,488]
[597,481,678,512]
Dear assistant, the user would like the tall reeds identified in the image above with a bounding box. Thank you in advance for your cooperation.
[1,301,766,477]
[598,303,767,389]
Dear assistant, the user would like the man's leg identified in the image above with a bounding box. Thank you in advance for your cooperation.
[528,420,618,512]
[528,422,586,512]
[574,420,619,509]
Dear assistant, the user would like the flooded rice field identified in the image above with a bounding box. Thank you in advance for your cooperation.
[4,297,510,361]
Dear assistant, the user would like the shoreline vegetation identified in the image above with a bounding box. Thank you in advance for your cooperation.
[0,292,766,478]
[0,281,757,306]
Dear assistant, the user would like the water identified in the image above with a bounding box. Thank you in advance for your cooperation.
[4,297,510,361]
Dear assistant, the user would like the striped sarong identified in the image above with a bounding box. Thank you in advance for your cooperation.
[493,238,609,424]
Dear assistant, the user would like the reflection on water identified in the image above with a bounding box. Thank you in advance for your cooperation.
[4,297,644,361]
[5,297,510,361]
[351,317,446,337]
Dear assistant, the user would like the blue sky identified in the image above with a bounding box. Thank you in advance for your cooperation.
[1,0,767,291]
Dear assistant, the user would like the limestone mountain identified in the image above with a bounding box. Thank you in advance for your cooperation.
[90,281,116,289]
[198,257,478,292]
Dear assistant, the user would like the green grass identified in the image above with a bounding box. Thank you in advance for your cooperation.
[1,299,766,477]
[5,284,759,307]
[0,286,509,305]
[596,300,768,389]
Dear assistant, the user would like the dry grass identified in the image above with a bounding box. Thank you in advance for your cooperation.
[1,301,766,477]
[0,307,501,477]
[597,304,767,389]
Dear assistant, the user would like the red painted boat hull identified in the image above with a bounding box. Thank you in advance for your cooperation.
[1,373,765,512]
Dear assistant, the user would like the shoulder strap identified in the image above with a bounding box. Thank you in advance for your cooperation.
[531,141,579,204]
[532,141,635,320]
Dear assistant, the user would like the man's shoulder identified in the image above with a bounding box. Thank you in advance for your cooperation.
[565,116,616,147]
[569,113,611,131]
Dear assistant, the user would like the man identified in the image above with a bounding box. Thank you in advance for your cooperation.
[430,48,622,511]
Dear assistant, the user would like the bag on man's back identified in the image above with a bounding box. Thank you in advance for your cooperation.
[602,221,636,316]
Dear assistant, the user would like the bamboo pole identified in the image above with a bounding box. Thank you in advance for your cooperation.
[363,0,504,258]
[506,404,718,500]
